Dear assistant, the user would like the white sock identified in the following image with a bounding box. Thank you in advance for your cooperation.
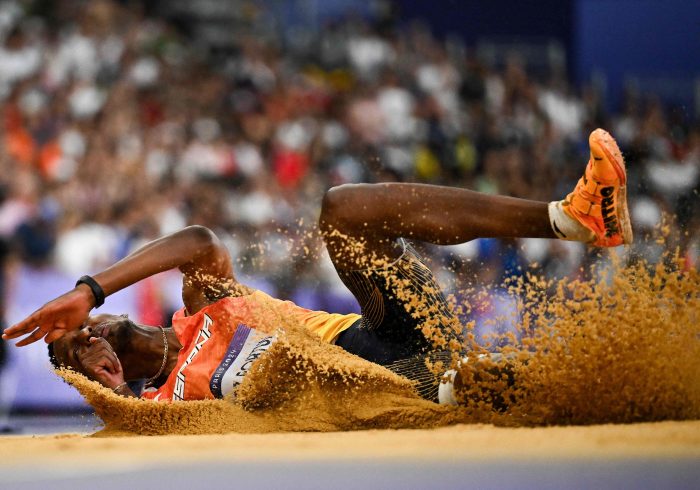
[438,354,498,406]
[548,201,594,243]
[438,369,458,405]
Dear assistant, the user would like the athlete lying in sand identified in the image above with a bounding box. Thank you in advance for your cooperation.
[3,129,632,404]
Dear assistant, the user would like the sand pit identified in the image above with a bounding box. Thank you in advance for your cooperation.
[2,420,699,463]
[1,422,699,489]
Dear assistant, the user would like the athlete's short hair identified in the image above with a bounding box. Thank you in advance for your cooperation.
[47,342,60,370]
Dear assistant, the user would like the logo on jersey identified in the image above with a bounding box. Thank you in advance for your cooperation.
[173,314,213,400]
[209,324,275,398]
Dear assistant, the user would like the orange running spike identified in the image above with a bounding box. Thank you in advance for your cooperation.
[561,129,634,247]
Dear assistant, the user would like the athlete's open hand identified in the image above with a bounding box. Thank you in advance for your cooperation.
[1,285,95,346]
[79,337,125,389]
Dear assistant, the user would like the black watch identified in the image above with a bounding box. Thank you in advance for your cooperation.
[75,275,105,308]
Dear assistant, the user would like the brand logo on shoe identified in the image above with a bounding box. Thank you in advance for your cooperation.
[600,186,619,237]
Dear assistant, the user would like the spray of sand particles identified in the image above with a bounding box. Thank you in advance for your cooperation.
[452,251,700,426]
[57,231,699,435]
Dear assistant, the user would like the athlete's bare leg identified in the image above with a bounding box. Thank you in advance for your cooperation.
[319,182,555,270]
[320,128,632,270]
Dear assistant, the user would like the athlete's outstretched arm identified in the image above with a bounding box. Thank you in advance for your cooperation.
[3,226,237,346]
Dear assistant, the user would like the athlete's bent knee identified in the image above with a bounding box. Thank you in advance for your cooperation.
[320,184,373,234]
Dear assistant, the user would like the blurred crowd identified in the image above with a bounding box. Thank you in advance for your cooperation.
[0,0,697,335]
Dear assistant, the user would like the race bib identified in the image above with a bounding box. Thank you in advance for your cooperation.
[209,324,275,398]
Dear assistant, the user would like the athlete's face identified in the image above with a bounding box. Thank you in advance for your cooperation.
[51,314,134,375]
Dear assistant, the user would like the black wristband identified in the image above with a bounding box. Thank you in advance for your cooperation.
[76,275,105,308]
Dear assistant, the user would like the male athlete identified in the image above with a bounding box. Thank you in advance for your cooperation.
[2,129,632,404]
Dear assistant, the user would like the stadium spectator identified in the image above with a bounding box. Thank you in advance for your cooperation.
[0,0,696,333]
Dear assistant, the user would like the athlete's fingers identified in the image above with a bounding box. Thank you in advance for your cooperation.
[16,327,48,347]
[114,355,123,374]
[88,337,120,373]
[45,329,68,344]
[3,312,44,339]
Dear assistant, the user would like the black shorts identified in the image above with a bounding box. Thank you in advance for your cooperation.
[334,239,459,365]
